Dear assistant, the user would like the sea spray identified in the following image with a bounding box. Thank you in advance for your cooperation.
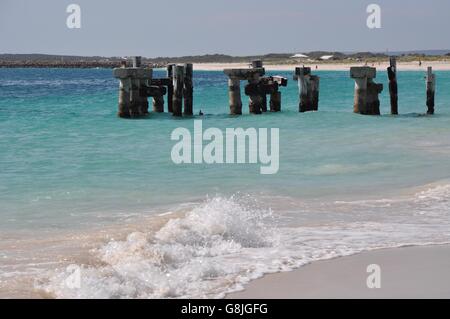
[36,185,450,299]
[37,196,278,298]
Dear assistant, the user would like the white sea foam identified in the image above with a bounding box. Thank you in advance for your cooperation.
[37,185,450,299]
[309,162,389,176]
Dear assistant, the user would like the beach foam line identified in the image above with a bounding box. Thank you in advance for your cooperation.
[35,183,450,299]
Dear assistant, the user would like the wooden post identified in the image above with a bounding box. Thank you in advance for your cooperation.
[350,67,382,115]
[268,76,287,112]
[310,75,320,111]
[118,78,131,118]
[426,67,436,115]
[172,65,184,117]
[228,77,243,115]
[366,80,383,115]
[132,56,141,68]
[295,67,320,112]
[183,63,193,116]
[166,64,175,113]
[252,60,263,69]
[152,89,165,113]
[251,60,264,114]
[261,94,268,112]
[297,67,310,112]
[248,73,263,114]
[270,91,281,112]
[140,78,150,115]
[387,57,398,115]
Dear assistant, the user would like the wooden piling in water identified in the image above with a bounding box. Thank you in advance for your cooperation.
[270,91,281,112]
[183,63,194,116]
[166,64,175,113]
[150,86,167,113]
[426,67,436,115]
[350,67,383,115]
[227,76,243,115]
[387,57,398,115]
[248,74,264,115]
[295,67,320,112]
[132,56,141,68]
[262,76,287,112]
[152,95,164,112]
[117,78,131,118]
[310,75,320,111]
[261,94,268,112]
[247,60,265,114]
[172,65,184,117]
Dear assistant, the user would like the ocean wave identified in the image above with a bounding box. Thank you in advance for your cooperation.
[37,196,277,298]
[36,185,450,299]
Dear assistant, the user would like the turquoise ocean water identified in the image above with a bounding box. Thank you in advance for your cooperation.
[1,68,450,298]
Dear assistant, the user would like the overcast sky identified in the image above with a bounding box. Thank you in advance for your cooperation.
[1,0,449,57]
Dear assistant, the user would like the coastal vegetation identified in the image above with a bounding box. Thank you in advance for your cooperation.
[1,51,449,68]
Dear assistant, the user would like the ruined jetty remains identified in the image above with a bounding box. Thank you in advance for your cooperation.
[387,57,398,115]
[113,57,152,118]
[294,67,320,112]
[113,57,193,118]
[224,60,287,115]
[426,67,436,115]
[350,66,383,115]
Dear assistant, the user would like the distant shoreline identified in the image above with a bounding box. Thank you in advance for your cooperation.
[1,51,449,70]
[194,61,450,72]
[2,61,450,71]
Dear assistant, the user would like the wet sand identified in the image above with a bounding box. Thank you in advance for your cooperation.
[228,245,450,299]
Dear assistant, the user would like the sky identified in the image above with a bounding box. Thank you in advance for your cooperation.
[1,0,449,57]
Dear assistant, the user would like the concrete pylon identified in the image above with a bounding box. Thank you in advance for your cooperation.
[113,58,153,118]
[350,67,383,115]
[294,67,320,112]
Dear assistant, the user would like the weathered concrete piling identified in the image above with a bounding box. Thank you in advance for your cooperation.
[224,67,265,115]
[350,66,383,115]
[224,60,287,115]
[113,58,153,118]
[387,57,398,115]
[426,67,436,115]
[226,74,243,115]
[113,57,193,117]
[294,67,320,112]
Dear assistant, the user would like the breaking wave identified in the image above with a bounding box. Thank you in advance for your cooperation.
[37,185,450,298]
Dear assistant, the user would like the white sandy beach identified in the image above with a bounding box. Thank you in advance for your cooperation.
[227,245,450,299]
[194,61,450,72]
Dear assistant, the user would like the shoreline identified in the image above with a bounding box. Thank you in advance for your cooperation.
[1,180,450,298]
[2,61,450,71]
[194,61,450,71]
[227,244,450,299]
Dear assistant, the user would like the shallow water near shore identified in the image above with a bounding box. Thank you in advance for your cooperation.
[1,68,450,298]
